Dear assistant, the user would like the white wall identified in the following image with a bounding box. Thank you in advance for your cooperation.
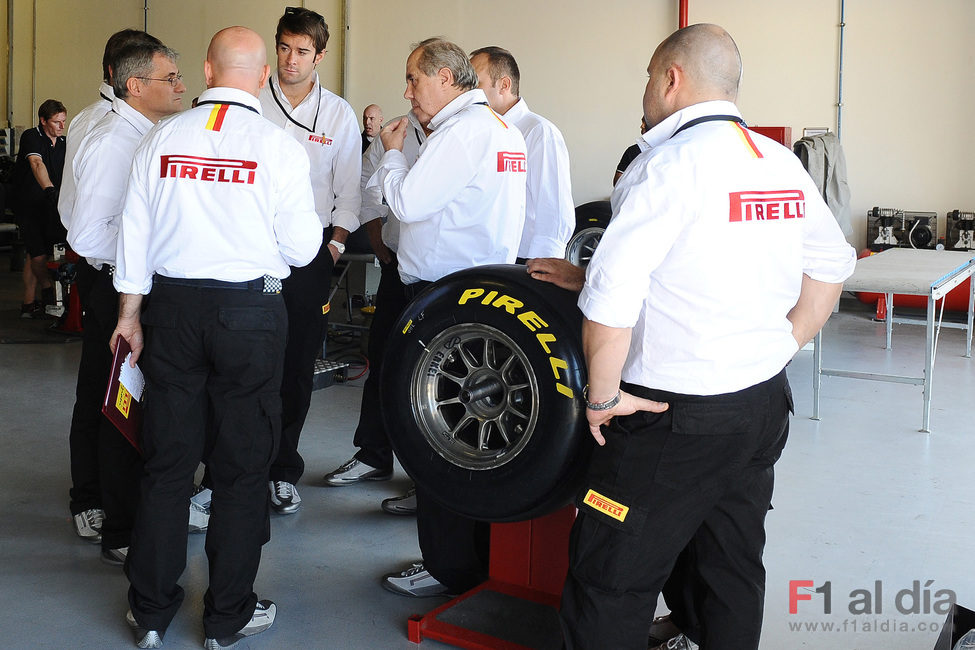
[3,0,974,250]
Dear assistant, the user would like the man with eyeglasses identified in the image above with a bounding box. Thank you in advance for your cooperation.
[259,5,362,515]
[65,38,184,570]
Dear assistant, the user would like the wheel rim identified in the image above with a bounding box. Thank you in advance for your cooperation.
[410,323,540,470]
[565,227,604,267]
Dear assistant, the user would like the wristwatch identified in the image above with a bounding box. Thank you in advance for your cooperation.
[328,239,346,255]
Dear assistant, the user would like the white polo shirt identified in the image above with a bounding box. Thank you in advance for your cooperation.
[59,83,115,228]
[373,89,527,284]
[259,72,361,234]
[580,100,856,395]
[114,87,323,295]
[67,97,154,269]
[504,98,574,259]
[359,111,427,253]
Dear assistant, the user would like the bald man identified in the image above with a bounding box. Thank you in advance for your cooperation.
[361,103,382,152]
[112,26,321,648]
[559,25,855,650]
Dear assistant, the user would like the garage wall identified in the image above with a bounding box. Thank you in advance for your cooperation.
[2,1,974,250]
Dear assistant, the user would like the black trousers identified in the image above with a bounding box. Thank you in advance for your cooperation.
[271,233,333,484]
[416,487,490,594]
[351,256,406,471]
[560,369,793,650]
[67,261,143,550]
[125,280,286,638]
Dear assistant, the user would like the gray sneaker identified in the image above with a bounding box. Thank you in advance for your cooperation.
[382,561,452,598]
[268,481,301,514]
[323,458,392,486]
[73,508,104,544]
[650,633,698,650]
[101,546,129,567]
[189,486,211,533]
[126,609,163,649]
[204,599,276,649]
[381,486,417,515]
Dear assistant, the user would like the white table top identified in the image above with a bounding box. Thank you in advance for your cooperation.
[844,248,975,295]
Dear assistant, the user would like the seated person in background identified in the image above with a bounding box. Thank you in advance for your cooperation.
[14,99,67,318]
[613,116,647,187]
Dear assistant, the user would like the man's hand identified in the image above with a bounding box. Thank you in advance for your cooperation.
[110,318,143,366]
[526,258,585,293]
[111,293,144,366]
[380,117,409,152]
[587,391,669,446]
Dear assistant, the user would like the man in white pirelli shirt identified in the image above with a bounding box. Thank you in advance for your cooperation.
[66,37,185,568]
[111,27,321,649]
[258,6,362,515]
[372,37,526,599]
[470,45,575,260]
[559,25,855,650]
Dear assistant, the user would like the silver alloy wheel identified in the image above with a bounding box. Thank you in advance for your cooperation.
[411,323,539,471]
[565,227,604,268]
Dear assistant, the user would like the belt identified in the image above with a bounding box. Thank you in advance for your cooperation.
[98,264,116,276]
[153,274,282,294]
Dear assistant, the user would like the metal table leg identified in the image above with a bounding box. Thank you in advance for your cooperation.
[922,293,935,433]
[812,330,822,420]
[885,292,894,350]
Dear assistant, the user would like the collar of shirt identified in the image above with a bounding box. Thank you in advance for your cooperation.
[504,96,530,122]
[269,71,321,111]
[406,110,428,139]
[196,87,264,115]
[639,100,742,152]
[429,89,489,131]
[99,82,115,103]
[111,97,155,135]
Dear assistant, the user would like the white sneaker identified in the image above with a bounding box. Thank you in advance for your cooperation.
[650,633,698,650]
[204,599,276,649]
[381,486,417,515]
[73,508,104,544]
[101,546,128,566]
[126,609,163,648]
[382,561,452,598]
[268,481,301,514]
[189,486,212,533]
[323,458,392,486]
[648,613,682,645]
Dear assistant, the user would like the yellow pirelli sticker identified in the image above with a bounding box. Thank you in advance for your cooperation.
[322,302,330,315]
[116,385,132,419]
[583,489,629,522]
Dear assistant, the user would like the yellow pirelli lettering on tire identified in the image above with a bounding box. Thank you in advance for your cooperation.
[583,489,629,522]
[456,286,575,399]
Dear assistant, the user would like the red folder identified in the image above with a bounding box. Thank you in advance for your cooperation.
[102,336,143,454]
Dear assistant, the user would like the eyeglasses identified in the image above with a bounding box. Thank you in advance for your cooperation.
[137,73,183,88]
[284,6,326,25]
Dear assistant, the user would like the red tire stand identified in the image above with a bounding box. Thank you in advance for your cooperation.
[407,505,575,648]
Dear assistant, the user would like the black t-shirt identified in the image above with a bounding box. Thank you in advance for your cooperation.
[15,126,66,196]
[616,143,641,175]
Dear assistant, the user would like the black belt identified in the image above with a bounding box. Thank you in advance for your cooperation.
[98,264,116,276]
[153,274,282,294]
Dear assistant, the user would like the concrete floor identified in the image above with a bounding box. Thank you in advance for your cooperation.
[1,264,974,649]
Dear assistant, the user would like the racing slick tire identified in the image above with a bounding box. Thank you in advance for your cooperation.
[565,200,612,268]
[381,264,591,522]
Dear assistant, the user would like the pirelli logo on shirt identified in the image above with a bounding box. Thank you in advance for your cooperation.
[583,489,629,522]
[728,189,805,222]
[308,134,332,146]
[160,155,257,185]
[497,151,527,173]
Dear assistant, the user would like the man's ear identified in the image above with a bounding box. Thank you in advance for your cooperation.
[204,60,214,87]
[499,76,512,96]
[314,50,325,66]
[665,64,682,97]
[438,66,453,88]
[258,64,271,90]
[125,76,143,98]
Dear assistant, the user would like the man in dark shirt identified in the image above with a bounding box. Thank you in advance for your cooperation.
[14,99,67,317]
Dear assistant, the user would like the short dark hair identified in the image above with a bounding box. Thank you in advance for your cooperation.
[276,6,329,53]
[469,46,520,97]
[38,99,66,122]
[102,29,163,84]
[112,42,179,99]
